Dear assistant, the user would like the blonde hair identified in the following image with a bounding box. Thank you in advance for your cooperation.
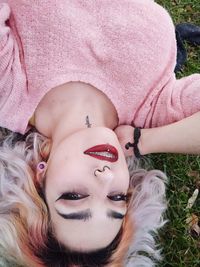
[0,132,48,267]
[0,131,167,267]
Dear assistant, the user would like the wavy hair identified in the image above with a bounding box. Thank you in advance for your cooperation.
[0,130,167,267]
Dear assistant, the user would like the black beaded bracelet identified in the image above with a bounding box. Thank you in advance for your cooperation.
[125,127,141,158]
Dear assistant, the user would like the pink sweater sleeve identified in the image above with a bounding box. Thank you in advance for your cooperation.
[0,3,27,131]
[149,74,200,127]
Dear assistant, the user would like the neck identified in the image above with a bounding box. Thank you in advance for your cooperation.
[34,82,118,144]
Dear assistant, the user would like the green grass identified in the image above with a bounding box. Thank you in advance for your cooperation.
[153,154,200,267]
[153,1,200,266]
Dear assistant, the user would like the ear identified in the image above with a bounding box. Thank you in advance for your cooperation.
[36,161,47,184]
[40,139,52,160]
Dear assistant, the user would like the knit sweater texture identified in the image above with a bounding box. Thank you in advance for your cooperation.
[0,0,199,134]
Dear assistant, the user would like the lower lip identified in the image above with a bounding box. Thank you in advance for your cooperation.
[84,144,118,162]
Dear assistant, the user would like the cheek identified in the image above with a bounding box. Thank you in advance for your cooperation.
[45,165,90,200]
[117,167,130,189]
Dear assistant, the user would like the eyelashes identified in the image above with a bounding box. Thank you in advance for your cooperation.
[56,192,89,201]
[57,192,128,202]
[107,194,127,201]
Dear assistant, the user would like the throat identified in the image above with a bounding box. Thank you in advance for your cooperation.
[34,81,119,137]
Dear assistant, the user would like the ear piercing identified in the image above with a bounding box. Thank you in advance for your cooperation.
[37,161,47,172]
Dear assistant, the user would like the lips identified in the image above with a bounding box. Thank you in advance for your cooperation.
[84,144,118,162]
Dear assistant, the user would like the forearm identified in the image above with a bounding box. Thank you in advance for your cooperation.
[139,112,200,155]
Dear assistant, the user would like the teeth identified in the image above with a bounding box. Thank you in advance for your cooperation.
[88,151,115,158]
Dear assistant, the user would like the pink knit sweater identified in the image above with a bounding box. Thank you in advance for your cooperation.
[0,0,199,134]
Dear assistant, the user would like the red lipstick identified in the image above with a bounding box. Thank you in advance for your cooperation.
[84,144,118,162]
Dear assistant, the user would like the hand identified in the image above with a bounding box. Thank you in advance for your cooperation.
[114,125,135,157]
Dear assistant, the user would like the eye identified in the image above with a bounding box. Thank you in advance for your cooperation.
[107,194,127,202]
[57,192,89,201]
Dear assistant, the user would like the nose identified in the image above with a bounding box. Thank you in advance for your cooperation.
[94,166,114,183]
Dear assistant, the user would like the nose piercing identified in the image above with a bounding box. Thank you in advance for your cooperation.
[94,169,100,177]
[94,165,110,176]
[103,166,110,171]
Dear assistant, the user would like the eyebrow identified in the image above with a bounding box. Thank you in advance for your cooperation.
[56,209,125,221]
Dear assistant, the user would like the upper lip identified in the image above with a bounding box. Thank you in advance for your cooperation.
[84,144,118,162]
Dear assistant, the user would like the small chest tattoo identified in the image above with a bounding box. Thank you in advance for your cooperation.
[85,115,92,128]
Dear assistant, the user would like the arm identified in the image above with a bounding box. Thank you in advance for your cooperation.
[141,73,200,155]
[149,74,200,129]
[115,112,200,156]
[140,111,200,155]
[0,3,27,131]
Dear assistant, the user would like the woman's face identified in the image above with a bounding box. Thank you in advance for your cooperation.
[43,127,130,252]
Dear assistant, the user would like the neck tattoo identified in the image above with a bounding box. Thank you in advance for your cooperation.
[85,115,92,128]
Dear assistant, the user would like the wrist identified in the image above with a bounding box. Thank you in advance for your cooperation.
[125,127,142,158]
[138,127,165,155]
[138,128,150,156]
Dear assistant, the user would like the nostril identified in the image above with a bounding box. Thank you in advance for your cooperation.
[94,169,102,176]
[94,166,111,176]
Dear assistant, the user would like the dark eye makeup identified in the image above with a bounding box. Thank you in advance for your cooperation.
[56,192,89,201]
[107,194,127,201]
[56,192,128,202]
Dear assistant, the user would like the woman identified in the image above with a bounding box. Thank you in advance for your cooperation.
[0,0,199,266]
[0,129,168,267]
